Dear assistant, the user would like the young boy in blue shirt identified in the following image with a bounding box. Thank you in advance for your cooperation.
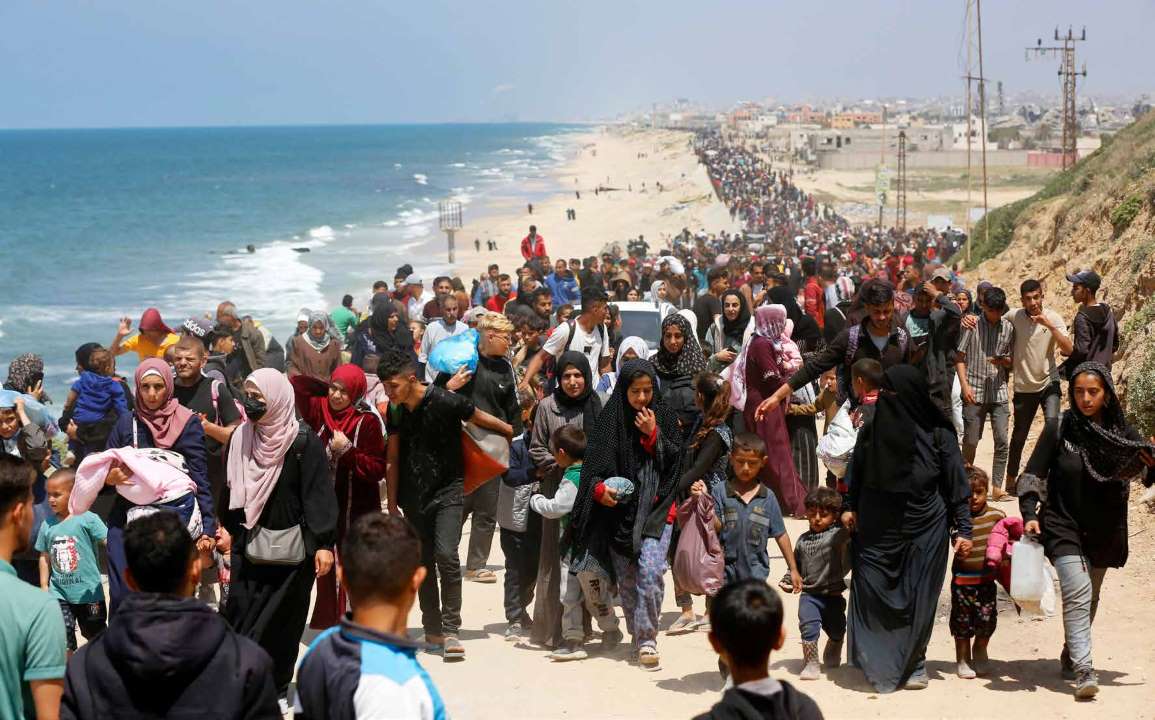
[295,513,446,720]
[697,432,801,591]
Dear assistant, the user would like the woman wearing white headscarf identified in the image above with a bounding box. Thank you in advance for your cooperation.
[221,368,338,704]
[595,336,649,403]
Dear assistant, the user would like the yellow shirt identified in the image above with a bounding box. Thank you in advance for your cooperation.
[118,333,179,361]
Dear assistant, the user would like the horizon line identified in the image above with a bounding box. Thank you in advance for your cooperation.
[0,118,616,133]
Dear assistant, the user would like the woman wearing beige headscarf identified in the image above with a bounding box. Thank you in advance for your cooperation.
[221,368,338,705]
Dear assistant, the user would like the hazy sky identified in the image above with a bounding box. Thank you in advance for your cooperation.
[3,0,1151,128]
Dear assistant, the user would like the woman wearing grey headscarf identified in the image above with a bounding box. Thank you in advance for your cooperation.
[286,310,342,381]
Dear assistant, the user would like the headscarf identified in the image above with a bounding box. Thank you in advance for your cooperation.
[317,363,369,437]
[568,359,683,560]
[227,368,301,529]
[720,288,751,339]
[368,302,414,356]
[553,351,603,431]
[725,305,799,411]
[616,336,650,376]
[855,364,956,492]
[5,353,50,403]
[133,358,194,449]
[653,313,707,379]
[303,310,335,353]
[768,285,821,353]
[1062,362,1155,482]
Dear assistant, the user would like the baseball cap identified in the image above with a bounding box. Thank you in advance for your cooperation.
[181,317,215,345]
[1065,269,1101,291]
[139,308,173,334]
[930,267,953,283]
[404,274,423,286]
[463,306,488,325]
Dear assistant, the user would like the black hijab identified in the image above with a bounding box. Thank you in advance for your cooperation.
[369,303,414,358]
[553,350,603,431]
[652,313,707,379]
[857,364,956,492]
[720,288,751,339]
[1063,362,1155,482]
[568,359,682,559]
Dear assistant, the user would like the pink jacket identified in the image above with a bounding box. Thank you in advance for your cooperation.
[985,516,1024,592]
[71,446,198,515]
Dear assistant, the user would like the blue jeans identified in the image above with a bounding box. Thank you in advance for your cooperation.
[798,592,846,643]
[1053,555,1107,673]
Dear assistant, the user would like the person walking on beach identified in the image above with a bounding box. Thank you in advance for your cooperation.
[521,225,546,261]
[379,349,512,661]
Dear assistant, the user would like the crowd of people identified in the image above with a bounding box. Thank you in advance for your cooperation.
[1,131,1153,720]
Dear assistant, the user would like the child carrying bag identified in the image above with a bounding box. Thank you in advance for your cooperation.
[672,493,724,597]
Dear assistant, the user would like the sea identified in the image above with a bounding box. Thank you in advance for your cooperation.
[0,123,585,403]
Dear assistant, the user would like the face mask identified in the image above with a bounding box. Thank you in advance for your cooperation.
[242,395,267,421]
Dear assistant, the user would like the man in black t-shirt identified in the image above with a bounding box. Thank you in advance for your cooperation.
[171,337,242,606]
[379,349,512,660]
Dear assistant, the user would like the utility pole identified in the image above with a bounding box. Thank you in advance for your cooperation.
[896,130,907,233]
[962,0,990,263]
[1026,27,1086,169]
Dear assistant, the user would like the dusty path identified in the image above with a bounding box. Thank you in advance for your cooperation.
[384,429,1155,720]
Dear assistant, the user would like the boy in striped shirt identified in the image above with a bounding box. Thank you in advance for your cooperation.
[950,466,1006,680]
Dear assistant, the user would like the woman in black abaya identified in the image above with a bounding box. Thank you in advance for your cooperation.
[843,365,972,692]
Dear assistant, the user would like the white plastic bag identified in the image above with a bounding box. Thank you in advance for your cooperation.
[817,401,857,479]
[1010,535,1047,606]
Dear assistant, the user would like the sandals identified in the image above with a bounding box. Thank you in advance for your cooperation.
[464,569,497,584]
[666,615,699,635]
[639,646,661,670]
[442,635,465,662]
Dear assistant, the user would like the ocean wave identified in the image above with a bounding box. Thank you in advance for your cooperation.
[308,225,336,240]
[449,162,467,168]
[397,208,439,226]
[413,173,428,185]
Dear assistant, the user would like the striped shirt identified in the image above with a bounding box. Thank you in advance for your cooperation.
[954,505,1006,577]
[956,315,1014,404]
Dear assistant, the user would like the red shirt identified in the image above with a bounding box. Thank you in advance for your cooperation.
[803,277,826,330]
[486,293,515,312]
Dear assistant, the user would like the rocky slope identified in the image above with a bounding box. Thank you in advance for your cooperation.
[966,109,1155,434]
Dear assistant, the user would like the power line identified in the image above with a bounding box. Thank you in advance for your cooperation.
[1026,27,1087,170]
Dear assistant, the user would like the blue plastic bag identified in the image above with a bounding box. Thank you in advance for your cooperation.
[428,329,480,376]
[0,389,57,433]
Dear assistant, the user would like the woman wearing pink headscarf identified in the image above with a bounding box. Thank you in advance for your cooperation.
[730,305,807,517]
[221,368,337,703]
[103,357,213,612]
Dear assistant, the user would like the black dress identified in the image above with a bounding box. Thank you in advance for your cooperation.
[221,428,338,695]
[846,426,971,692]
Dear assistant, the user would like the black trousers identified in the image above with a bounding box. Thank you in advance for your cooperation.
[500,517,541,625]
[406,501,464,636]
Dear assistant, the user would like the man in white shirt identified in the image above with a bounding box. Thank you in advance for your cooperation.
[404,275,433,323]
[1005,278,1072,494]
[520,287,611,391]
[418,294,469,382]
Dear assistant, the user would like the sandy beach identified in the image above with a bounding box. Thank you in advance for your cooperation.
[446,127,740,284]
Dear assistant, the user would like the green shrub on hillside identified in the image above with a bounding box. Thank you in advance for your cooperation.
[1111,195,1144,237]
[1126,345,1155,438]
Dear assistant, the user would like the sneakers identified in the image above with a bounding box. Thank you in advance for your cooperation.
[799,641,821,681]
[822,638,843,668]
[549,639,589,662]
[504,622,524,642]
[1060,647,1076,681]
[1074,670,1099,700]
[903,669,929,690]
[957,660,977,679]
[601,629,624,652]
